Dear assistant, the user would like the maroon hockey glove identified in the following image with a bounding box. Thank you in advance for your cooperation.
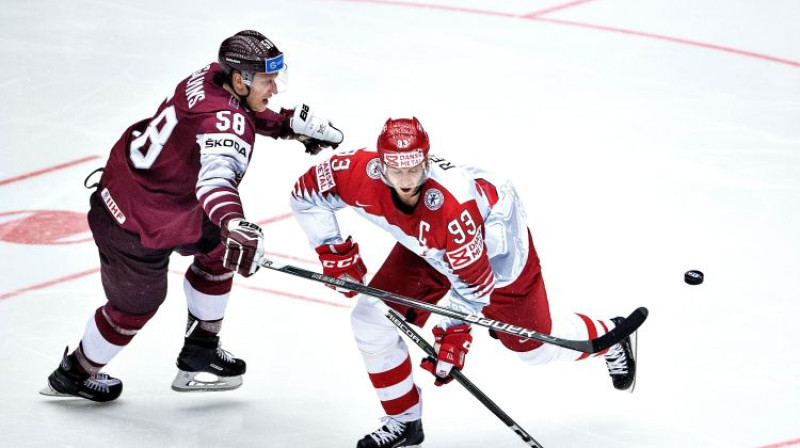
[221,218,265,277]
[420,324,472,386]
[315,237,367,298]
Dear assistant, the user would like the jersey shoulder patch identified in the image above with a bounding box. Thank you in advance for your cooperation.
[316,160,337,193]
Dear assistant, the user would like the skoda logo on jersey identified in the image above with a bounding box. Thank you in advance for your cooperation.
[424,188,444,211]
[366,158,382,180]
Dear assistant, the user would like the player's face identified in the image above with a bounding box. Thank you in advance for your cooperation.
[245,72,279,112]
[385,163,426,206]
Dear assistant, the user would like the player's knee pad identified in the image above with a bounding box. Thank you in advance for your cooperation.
[351,297,404,357]
[186,260,234,296]
[517,342,577,365]
[517,312,588,364]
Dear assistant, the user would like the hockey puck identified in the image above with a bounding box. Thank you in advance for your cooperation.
[684,270,704,285]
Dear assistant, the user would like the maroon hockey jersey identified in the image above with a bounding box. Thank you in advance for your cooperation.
[99,63,290,249]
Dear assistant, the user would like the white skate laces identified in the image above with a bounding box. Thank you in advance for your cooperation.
[370,417,406,444]
[604,343,628,376]
[216,347,235,364]
[84,373,120,394]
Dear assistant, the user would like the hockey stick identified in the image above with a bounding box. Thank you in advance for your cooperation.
[258,259,648,354]
[374,299,544,447]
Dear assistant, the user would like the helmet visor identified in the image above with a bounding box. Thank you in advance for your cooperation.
[265,54,288,93]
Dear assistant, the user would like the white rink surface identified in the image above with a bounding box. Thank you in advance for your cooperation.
[1,1,799,447]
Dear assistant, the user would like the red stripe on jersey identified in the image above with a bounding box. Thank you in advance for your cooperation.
[292,169,320,199]
[368,355,412,388]
[452,243,496,300]
[381,386,421,416]
[475,178,499,207]
[473,265,496,296]
[575,313,596,361]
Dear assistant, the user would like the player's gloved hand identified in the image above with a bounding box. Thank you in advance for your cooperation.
[289,104,344,154]
[420,324,472,386]
[315,237,366,298]
[221,218,265,277]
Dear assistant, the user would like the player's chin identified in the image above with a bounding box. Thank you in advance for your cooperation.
[399,187,418,197]
[250,99,269,112]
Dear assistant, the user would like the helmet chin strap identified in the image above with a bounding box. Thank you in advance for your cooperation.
[227,70,254,111]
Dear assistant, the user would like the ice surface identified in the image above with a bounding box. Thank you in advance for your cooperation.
[1,1,798,447]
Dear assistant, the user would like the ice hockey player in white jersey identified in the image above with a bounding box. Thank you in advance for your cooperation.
[290,117,636,447]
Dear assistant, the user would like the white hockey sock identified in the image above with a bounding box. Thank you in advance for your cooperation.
[518,313,615,365]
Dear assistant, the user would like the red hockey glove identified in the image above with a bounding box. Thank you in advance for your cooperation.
[420,324,472,386]
[221,218,265,277]
[315,237,367,298]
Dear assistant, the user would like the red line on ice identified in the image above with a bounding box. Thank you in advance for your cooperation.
[164,269,346,309]
[336,0,800,68]
[236,284,349,309]
[264,251,317,265]
[534,16,800,68]
[0,268,100,301]
[757,438,800,448]
[340,0,516,18]
[0,155,101,186]
[522,0,598,18]
[256,212,294,226]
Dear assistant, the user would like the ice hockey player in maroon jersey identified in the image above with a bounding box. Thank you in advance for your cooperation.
[290,118,637,447]
[41,30,344,402]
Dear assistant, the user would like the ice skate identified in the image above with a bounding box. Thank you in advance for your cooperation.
[356,416,424,448]
[604,316,638,392]
[171,335,246,392]
[40,347,122,402]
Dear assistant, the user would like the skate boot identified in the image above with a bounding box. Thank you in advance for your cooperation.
[604,316,638,392]
[171,335,246,392]
[356,417,424,448]
[40,347,122,402]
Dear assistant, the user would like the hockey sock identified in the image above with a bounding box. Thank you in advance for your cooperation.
[80,303,156,367]
[517,312,615,365]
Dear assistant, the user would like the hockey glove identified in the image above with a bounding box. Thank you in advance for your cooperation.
[221,218,265,277]
[420,324,472,386]
[289,104,344,154]
[315,237,367,298]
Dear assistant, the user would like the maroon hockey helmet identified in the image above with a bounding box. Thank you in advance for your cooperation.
[376,117,431,187]
[218,30,287,90]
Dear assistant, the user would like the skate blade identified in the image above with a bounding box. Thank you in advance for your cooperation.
[628,330,639,394]
[171,370,243,392]
[39,383,73,398]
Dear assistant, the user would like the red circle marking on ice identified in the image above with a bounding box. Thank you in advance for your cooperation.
[0,210,91,245]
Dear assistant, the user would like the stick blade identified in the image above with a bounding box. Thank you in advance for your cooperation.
[591,307,649,352]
